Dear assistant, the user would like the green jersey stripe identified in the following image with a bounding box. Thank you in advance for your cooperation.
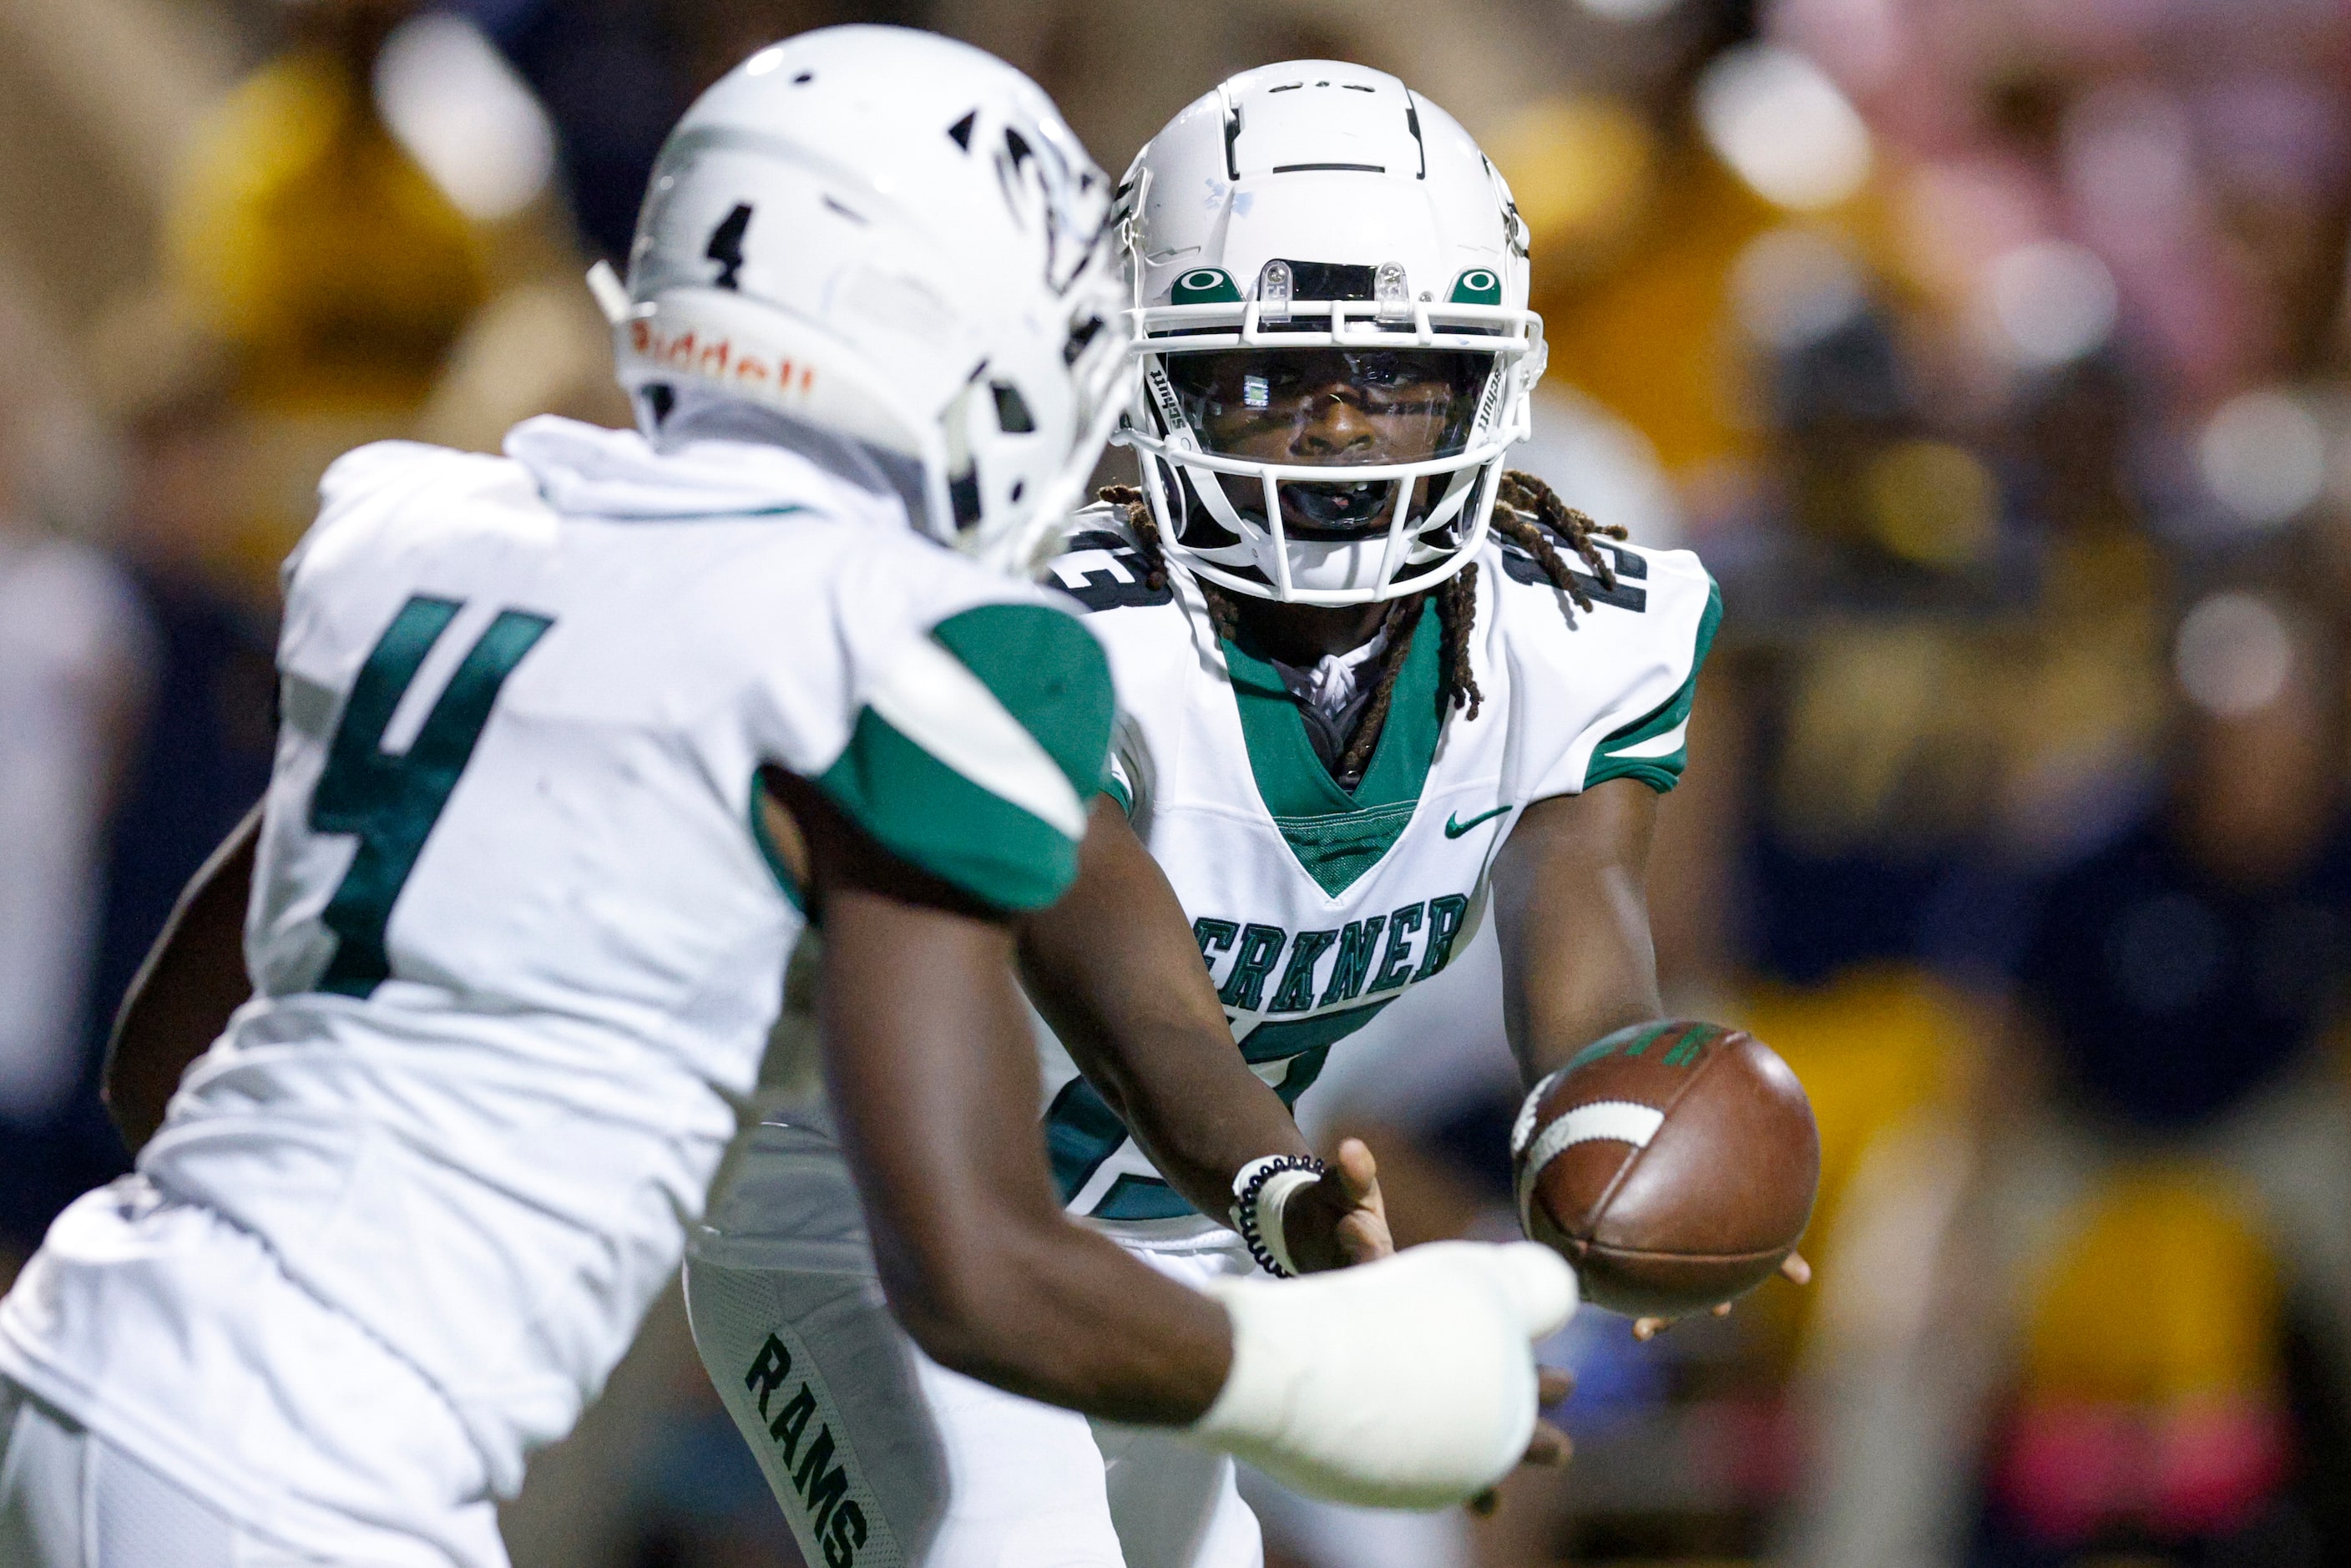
[929,604,1116,811]
[1582,576,1722,792]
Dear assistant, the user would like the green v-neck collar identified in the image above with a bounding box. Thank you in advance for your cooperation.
[1220,599,1443,896]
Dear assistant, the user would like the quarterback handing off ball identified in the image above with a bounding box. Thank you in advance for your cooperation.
[1512,1020,1820,1319]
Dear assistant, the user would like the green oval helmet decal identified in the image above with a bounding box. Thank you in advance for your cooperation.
[1449,268,1503,306]
[1170,266,1242,305]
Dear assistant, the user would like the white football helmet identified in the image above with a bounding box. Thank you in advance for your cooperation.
[606,26,1131,577]
[1115,62,1545,604]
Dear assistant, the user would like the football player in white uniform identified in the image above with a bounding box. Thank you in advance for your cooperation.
[0,34,1575,1568]
[1067,60,1802,1315]
[688,59,1791,1568]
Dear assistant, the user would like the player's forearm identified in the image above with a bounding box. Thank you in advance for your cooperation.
[1493,783,1666,1082]
[873,1198,1233,1423]
[820,870,1233,1424]
[104,802,262,1152]
[1019,798,1313,1220]
[1127,1080,1315,1227]
[1503,876,1661,1081]
[1034,997,1312,1225]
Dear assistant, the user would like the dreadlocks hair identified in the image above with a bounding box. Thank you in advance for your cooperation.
[1332,594,1422,781]
[1492,469,1630,613]
[1096,468,1623,776]
[1100,483,1236,643]
[1434,560,1481,725]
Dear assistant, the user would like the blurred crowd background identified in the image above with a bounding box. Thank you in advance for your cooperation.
[4,0,2350,1564]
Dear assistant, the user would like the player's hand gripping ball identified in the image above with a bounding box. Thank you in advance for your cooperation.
[1511,1020,1819,1319]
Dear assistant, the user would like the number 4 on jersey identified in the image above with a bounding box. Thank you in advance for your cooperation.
[311,595,554,998]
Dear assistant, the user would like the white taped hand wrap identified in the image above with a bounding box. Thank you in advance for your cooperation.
[1230,1155,1325,1277]
[1250,1168,1321,1277]
[1188,1241,1578,1509]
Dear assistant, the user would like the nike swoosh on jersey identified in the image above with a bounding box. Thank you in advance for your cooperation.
[1443,805,1511,838]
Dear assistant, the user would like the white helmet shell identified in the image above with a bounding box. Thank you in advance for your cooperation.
[1115,62,1544,603]
[613,26,1132,577]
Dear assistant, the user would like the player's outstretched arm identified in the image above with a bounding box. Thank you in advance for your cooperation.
[1017,798,1389,1272]
[1490,780,1667,1083]
[1494,781,1810,1333]
[774,770,1234,1421]
[771,771,1569,1504]
[104,801,262,1153]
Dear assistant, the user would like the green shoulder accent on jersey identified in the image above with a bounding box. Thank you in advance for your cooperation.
[1581,574,1722,794]
[817,602,1113,913]
[1222,598,1443,898]
[930,604,1116,803]
[746,774,806,914]
[818,711,1079,910]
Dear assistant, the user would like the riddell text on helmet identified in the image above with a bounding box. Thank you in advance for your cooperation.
[630,320,817,397]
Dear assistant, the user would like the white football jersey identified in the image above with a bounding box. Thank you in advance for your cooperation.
[0,417,1114,1500]
[1036,504,1717,1241]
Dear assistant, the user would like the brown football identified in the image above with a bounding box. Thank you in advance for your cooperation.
[1511,1019,1819,1319]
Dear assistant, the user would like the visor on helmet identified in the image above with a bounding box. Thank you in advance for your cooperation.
[1164,348,1491,465]
[1158,347,1494,540]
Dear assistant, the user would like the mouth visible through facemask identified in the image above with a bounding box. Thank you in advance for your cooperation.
[1281,478,1398,538]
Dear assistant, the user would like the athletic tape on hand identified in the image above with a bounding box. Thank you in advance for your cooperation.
[1190,1240,1578,1510]
[1231,1155,1325,1277]
[1252,1169,1321,1277]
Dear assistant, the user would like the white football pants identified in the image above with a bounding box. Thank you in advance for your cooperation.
[0,1180,507,1568]
[685,1113,1262,1568]
[0,1379,329,1567]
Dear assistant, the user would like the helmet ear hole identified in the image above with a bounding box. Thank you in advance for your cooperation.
[991,382,1036,432]
[949,467,983,532]
[643,383,676,427]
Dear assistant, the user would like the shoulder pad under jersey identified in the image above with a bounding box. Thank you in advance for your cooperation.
[1487,534,1721,797]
